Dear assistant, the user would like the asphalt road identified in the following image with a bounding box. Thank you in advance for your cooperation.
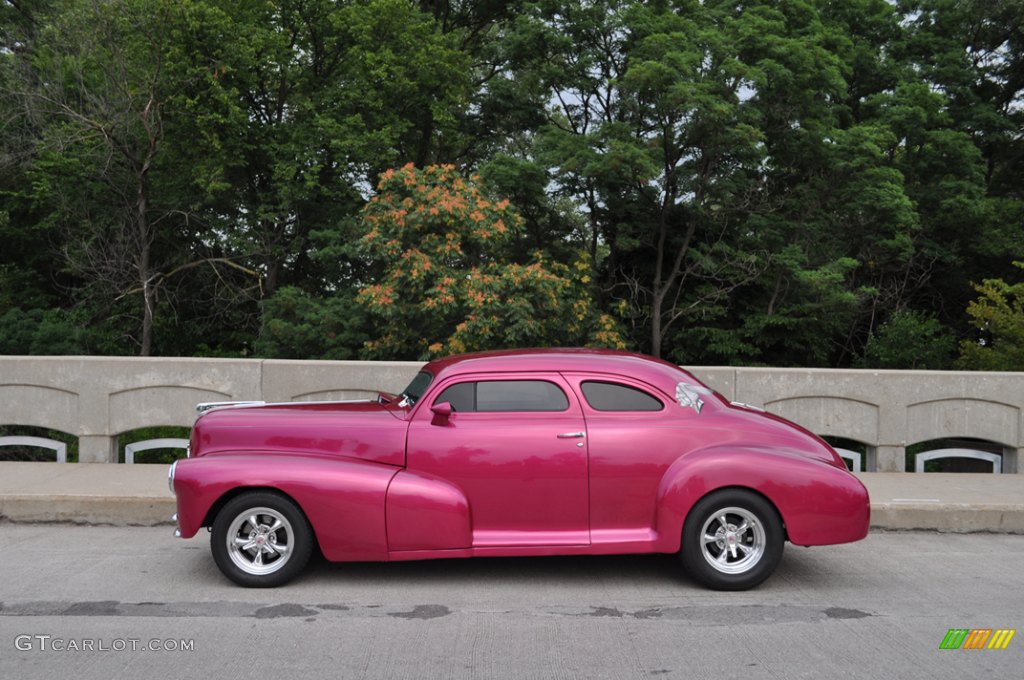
[1,524,1021,680]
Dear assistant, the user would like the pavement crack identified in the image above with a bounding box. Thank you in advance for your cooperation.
[588,606,625,618]
[62,601,120,616]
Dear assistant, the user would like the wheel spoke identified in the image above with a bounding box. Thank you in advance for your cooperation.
[235,537,258,552]
[265,541,289,556]
[716,549,730,564]
[736,543,752,555]
[247,514,261,532]
[268,519,284,534]
[703,533,720,545]
[253,550,264,566]
[717,514,730,531]
[727,543,738,559]
[734,520,750,537]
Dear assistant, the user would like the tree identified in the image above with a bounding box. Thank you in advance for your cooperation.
[958,263,1024,371]
[354,163,624,359]
[504,1,776,359]
[4,0,261,355]
[2,0,1022,365]
[167,0,472,297]
[861,310,955,369]
[894,0,1024,337]
[672,0,899,366]
[16,0,181,355]
[254,286,368,360]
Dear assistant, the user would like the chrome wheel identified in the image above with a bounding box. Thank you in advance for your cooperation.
[225,506,295,576]
[211,491,313,587]
[680,489,784,590]
[699,506,766,575]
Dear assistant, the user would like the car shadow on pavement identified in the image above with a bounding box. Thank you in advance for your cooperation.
[173,533,855,592]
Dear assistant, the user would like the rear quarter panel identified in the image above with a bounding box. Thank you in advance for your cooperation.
[654,446,870,551]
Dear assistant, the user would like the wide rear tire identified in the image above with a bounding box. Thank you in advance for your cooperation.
[680,489,784,591]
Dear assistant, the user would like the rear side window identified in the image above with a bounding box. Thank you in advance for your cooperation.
[434,380,569,412]
[581,381,663,412]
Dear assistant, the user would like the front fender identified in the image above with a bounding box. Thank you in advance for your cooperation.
[654,446,870,551]
[172,453,399,562]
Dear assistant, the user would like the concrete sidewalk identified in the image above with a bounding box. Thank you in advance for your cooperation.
[0,462,173,526]
[0,461,1022,532]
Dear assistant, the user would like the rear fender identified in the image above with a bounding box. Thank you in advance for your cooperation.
[654,446,870,551]
[172,453,398,562]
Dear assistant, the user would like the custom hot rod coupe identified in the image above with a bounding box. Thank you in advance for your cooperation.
[170,349,869,590]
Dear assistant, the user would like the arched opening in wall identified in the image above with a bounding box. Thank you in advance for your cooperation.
[820,436,873,472]
[0,425,78,462]
[116,426,191,464]
[906,438,1009,473]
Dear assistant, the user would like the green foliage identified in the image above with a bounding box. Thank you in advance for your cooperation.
[256,287,369,360]
[0,306,126,355]
[861,310,956,369]
[0,0,1022,368]
[958,263,1024,371]
[165,0,471,293]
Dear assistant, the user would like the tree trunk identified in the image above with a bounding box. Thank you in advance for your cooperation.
[651,292,664,358]
[137,178,154,356]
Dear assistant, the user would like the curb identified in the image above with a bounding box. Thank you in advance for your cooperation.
[870,503,1024,533]
[0,495,175,526]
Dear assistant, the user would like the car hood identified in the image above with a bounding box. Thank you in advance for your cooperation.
[189,400,408,467]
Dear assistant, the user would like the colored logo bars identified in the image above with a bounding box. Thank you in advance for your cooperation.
[940,629,1015,650]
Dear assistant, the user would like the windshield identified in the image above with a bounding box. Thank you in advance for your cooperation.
[399,371,433,408]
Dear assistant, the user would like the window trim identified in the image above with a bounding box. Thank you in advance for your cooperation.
[579,379,665,413]
[430,377,573,414]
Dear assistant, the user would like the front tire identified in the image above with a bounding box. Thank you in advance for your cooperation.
[211,491,313,587]
[680,489,784,591]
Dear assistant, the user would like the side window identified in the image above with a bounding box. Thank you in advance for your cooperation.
[580,381,664,412]
[434,380,569,412]
[434,382,476,412]
[478,380,569,412]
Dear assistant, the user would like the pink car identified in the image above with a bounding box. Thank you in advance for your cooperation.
[170,349,869,590]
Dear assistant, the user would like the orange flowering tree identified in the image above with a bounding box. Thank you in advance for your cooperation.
[355,164,625,359]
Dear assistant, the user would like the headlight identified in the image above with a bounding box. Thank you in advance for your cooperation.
[168,460,177,496]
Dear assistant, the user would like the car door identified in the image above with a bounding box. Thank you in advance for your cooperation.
[562,373,692,542]
[406,372,590,547]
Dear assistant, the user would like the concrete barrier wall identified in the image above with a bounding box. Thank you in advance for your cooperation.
[0,356,1021,471]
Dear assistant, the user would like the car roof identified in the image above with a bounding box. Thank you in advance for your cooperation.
[421,348,698,395]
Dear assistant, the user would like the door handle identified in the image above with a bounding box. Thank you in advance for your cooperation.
[557,432,586,439]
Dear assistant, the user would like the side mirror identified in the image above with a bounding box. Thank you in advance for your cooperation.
[430,401,453,425]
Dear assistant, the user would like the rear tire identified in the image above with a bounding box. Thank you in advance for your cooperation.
[680,489,784,591]
[211,491,313,587]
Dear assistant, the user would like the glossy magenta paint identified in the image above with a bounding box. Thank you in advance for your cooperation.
[174,453,397,561]
[172,349,869,565]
